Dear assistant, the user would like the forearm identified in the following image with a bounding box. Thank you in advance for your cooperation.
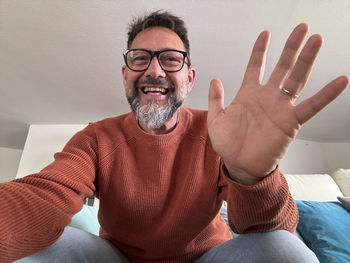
[0,180,77,262]
[0,126,98,262]
[219,165,298,234]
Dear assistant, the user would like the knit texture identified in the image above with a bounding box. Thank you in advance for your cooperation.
[0,107,298,262]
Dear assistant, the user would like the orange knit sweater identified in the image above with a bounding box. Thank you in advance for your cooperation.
[0,107,298,262]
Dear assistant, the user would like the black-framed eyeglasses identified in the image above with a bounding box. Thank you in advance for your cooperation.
[123,49,191,72]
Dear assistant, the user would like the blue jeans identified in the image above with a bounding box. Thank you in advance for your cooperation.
[16,226,319,263]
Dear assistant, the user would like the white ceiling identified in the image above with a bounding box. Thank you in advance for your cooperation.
[1,0,350,149]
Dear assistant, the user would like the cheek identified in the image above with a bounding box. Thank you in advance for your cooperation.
[174,76,190,97]
[124,73,137,97]
[124,70,144,85]
[124,72,141,89]
[125,84,134,98]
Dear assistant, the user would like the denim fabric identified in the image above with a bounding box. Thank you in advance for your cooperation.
[17,227,318,263]
[195,230,319,263]
[15,226,129,263]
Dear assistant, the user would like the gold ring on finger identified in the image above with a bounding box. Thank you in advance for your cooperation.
[281,88,299,98]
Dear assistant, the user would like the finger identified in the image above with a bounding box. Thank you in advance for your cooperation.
[295,75,349,124]
[208,78,225,123]
[268,23,309,86]
[282,34,323,98]
[242,30,270,85]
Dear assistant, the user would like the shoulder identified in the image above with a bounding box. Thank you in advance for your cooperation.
[88,111,138,134]
[93,112,134,128]
[182,107,208,122]
[181,107,209,138]
[71,112,136,150]
[63,111,133,139]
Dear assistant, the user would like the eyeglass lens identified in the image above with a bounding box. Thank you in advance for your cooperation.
[126,50,185,72]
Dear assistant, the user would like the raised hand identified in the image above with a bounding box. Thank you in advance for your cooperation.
[207,23,349,185]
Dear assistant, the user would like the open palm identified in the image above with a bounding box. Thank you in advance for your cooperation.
[207,24,349,185]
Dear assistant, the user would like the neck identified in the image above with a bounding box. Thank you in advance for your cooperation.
[138,110,180,135]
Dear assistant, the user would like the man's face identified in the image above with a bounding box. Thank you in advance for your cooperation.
[122,27,196,130]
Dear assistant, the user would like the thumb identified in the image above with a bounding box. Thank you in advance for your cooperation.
[208,78,224,123]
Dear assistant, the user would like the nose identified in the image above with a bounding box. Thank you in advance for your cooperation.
[144,56,166,78]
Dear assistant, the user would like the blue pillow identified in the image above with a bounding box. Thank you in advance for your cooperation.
[295,200,350,263]
[69,205,100,236]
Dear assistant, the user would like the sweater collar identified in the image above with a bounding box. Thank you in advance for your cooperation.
[125,107,189,145]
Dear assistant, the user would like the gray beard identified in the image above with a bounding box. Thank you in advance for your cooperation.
[130,94,182,130]
[126,78,186,130]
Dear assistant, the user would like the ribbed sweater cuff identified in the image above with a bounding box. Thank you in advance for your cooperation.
[221,164,298,234]
[221,164,282,193]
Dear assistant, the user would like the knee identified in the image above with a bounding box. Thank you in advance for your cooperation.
[15,226,129,263]
[237,230,319,263]
[196,230,319,263]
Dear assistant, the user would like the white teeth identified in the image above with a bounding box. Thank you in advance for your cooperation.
[143,87,166,93]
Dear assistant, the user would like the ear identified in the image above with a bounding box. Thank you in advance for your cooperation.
[187,67,196,93]
[122,65,127,87]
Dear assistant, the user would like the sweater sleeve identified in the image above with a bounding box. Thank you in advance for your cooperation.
[0,125,98,262]
[218,162,298,234]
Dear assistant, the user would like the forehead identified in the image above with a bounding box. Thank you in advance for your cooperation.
[130,27,185,51]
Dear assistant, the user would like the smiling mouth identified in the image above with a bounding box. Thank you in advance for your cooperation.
[141,87,169,95]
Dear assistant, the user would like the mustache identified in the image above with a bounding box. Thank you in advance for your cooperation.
[135,77,175,91]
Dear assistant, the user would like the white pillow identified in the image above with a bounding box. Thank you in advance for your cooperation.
[284,174,343,201]
[332,169,350,197]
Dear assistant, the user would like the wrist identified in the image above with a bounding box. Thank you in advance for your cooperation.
[224,164,277,185]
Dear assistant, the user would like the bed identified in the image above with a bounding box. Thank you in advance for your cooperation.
[71,169,350,263]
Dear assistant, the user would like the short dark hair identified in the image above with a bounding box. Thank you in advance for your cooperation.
[127,10,190,55]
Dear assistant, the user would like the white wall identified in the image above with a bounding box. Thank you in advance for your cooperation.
[0,147,23,182]
[322,142,350,174]
[280,140,350,175]
[280,139,329,174]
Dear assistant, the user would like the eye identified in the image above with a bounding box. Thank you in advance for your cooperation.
[128,51,150,65]
[164,55,179,62]
[160,52,183,65]
[133,55,148,61]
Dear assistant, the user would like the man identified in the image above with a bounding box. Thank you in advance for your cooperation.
[1,10,348,263]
